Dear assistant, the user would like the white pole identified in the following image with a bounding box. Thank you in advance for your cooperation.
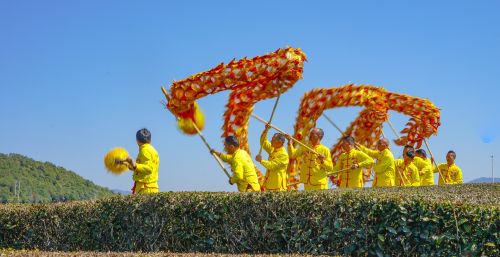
[492,155,494,183]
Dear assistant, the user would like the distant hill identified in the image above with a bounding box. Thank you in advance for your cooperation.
[0,153,116,203]
[112,189,131,195]
[468,177,500,183]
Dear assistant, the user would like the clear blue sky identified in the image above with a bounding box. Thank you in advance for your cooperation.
[1,1,499,192]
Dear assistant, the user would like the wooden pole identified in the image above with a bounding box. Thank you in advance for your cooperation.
[287,167,358,187]
[386,119,400,140]
[161,86,171,101]
[162,85,230,178]
[395,162,408,187]
[257,93,281,156]
[385,118,408,186]
[323,113,378,182]
[251,113,321,156]
[322,113,345,136]
[191,121,232,179]
[423,138,447,185]
[161,86,231,178]
[381,129,387,139]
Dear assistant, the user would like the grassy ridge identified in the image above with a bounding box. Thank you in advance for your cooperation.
[0,153,116,203]
[0,184,499,256]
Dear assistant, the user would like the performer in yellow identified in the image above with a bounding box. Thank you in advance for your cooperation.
[395,150,420,186]
[357,138,395,187]
[414,149,434,186]
[287,128,333,190]
[255,124,288,191]
[211,136,260,192]
[332,136,374,189]
[123,128,160,194]
[403,145,414,158]
[434,150,463,185]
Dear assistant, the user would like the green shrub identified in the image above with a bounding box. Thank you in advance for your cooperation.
[0,184,499,256]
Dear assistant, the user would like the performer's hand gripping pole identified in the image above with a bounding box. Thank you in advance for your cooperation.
[257,93,281,156]
[251,113,321,156]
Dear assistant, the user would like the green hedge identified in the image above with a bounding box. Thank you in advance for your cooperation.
[0,249,325,257]
[1,184,499,256]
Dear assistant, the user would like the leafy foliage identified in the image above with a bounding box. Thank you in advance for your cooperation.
[0,184,498,256]
[0,153,116,203]
[2,249,320,257]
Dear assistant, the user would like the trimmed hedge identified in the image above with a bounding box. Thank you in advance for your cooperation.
[0,184,499,256]
[0,249,324,257]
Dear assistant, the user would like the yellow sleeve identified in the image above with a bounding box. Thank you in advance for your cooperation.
[359,145,379,159]
[433,163,444,173]
[219,153,233,163]
[356,150,374,169]
[434,163,448,184]
[288,144,304,159]
[453,167,463,184]
[413,157,426,170]
[379,150,395,172]
[261,150,288,171]
[135,151,154,176]
[394,159,405,183]
[410,165,420,186]
[328,154,342,176]
[230,155,244,184]
[394,159,402,167]
[260,137,273,154]
[320,146,334,174]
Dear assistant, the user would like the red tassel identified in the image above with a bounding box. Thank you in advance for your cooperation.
[131,182,136,194]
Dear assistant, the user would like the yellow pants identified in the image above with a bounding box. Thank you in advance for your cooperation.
[246,183,260,192]
[265,187,287,192]
[238,182,261,192]
[137,187,158,194]
[304,183,328,191]
[135,182,159,194]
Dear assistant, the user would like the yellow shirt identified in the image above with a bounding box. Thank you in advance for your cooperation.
[435,163,463,185]
[333,149,374,188]
[395,159,420,186]
[288,143,333,190]
[220,149,260,192]
[413,156,434,186]
[133,143,160,192]
[260,137,288,191]
[359,145,395,187]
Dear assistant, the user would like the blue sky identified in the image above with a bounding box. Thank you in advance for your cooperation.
[1,1,499,192]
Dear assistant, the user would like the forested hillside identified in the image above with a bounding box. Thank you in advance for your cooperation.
[0,153,116,203]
